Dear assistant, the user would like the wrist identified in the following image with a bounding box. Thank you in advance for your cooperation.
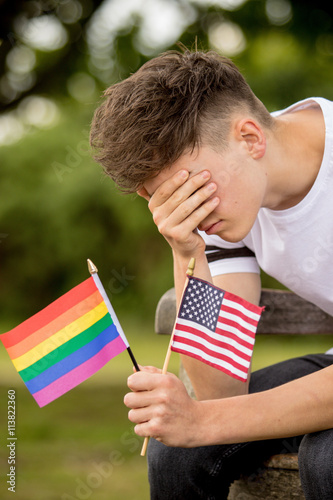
[189,399,229,447]
[187,400,209,447]
[172,240,206,260]
[173,249,213,305]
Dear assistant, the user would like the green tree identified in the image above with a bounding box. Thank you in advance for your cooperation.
[0,0,332,323]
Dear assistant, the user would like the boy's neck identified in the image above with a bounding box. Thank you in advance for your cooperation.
[265,105,325,211]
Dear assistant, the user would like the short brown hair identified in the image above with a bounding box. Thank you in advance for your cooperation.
[90,49,273,193]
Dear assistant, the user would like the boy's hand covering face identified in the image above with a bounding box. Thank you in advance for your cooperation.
[137,169,219,258]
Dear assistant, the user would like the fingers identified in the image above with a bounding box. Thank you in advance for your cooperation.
[127,408,162,438]
[148,169,189,208]
[126,370,162,392]
[141,365,163,374]
[150,170,219,238]
[149,169,212,213]
[124,373,173,439]
[155,194,219,243]
[124,371,176,409]
[124,371,200,446]
[132,421,151,438]
[124,389,156,410]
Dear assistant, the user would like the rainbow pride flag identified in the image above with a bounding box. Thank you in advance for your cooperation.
[0,275,129,407]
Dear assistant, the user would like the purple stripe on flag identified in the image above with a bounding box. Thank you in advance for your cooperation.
[32,335,126,407]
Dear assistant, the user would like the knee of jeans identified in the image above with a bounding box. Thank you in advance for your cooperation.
[147,439,172,471]
[147,438,215,484]
[147,438,190,475]
[299,431,333,482]
[147,439,201,496]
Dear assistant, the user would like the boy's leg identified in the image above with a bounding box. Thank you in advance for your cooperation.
[299,429,333,500]
[148,436,302,500]
[147,354,333,500]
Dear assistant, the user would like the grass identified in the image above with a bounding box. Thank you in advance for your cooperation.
[0,320,332,500]
[0,325,176,500]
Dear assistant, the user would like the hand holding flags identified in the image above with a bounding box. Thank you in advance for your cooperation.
[141,259,263,456]
[0,260,138,407]
[1,255,263,461]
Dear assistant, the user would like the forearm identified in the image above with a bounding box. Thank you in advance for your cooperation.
[173,249,249,399]
[172,247,212,305]
[173,257,261,400]
[141,167,259,400]
[125,364,333,448]
[196,365,333,447]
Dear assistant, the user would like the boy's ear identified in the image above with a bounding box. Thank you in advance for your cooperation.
[234,119,266,159]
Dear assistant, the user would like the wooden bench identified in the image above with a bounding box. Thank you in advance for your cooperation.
[155,287,333,500]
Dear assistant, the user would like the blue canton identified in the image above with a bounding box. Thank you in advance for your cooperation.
[179,277,224,332]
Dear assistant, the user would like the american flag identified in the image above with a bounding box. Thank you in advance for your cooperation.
[171,276,264,382]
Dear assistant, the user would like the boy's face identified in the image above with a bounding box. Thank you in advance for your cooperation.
[139,144,268,243]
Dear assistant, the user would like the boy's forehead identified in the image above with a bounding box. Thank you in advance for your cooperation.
[143,166,182,197]
[143,151,206,197]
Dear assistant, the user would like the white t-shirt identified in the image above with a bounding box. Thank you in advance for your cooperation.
[200,97,333,316]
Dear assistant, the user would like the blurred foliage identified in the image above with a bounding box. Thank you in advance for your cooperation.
[0,100,173,323]
[0,0,332,325]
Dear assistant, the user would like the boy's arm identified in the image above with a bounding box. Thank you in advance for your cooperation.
[124,363,333,448]
[139,169,261,400]
[179,271,261,400]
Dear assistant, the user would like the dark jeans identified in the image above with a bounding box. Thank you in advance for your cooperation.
[147,354,333,500]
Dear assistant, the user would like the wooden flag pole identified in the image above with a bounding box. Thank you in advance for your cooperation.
[140,257,196,457]
[161,257,196,375]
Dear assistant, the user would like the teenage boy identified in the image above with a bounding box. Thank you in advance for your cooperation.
[90,49,333,499]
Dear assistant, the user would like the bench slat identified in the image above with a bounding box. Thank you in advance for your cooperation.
[155,288,333,336]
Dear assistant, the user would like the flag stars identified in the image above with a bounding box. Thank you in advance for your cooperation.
[178,277,224,331]
[173,276,263,384]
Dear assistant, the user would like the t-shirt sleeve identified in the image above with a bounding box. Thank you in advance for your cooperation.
[199,231,260,277]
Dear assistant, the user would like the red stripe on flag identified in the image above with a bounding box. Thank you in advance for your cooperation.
[170,346,247,382]
[214,325,254,351]
[216,315,256,339]
[224,290,263,315]
[171,336,248,377]
[174,323,251,362]
[0,278,97,348]
[220,304,259,330]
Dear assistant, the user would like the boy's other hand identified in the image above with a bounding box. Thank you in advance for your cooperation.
[137,169,219,258]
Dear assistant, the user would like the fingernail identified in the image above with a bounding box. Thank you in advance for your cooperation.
[207,182,216,192]
[178,170,189,179]
[201,170,210,179]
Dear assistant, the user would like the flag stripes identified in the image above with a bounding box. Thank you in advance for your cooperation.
[25,324,120,393]
[174,320,253,360]
[32,336,126,408]
[3,289,104,360]
[19,313,112,382]
[0,276,128,407]
[171,341,249,382]
[1,278,98,348]
[172,332,249,369]
[12,301,109,372]
[171,276,264,382]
